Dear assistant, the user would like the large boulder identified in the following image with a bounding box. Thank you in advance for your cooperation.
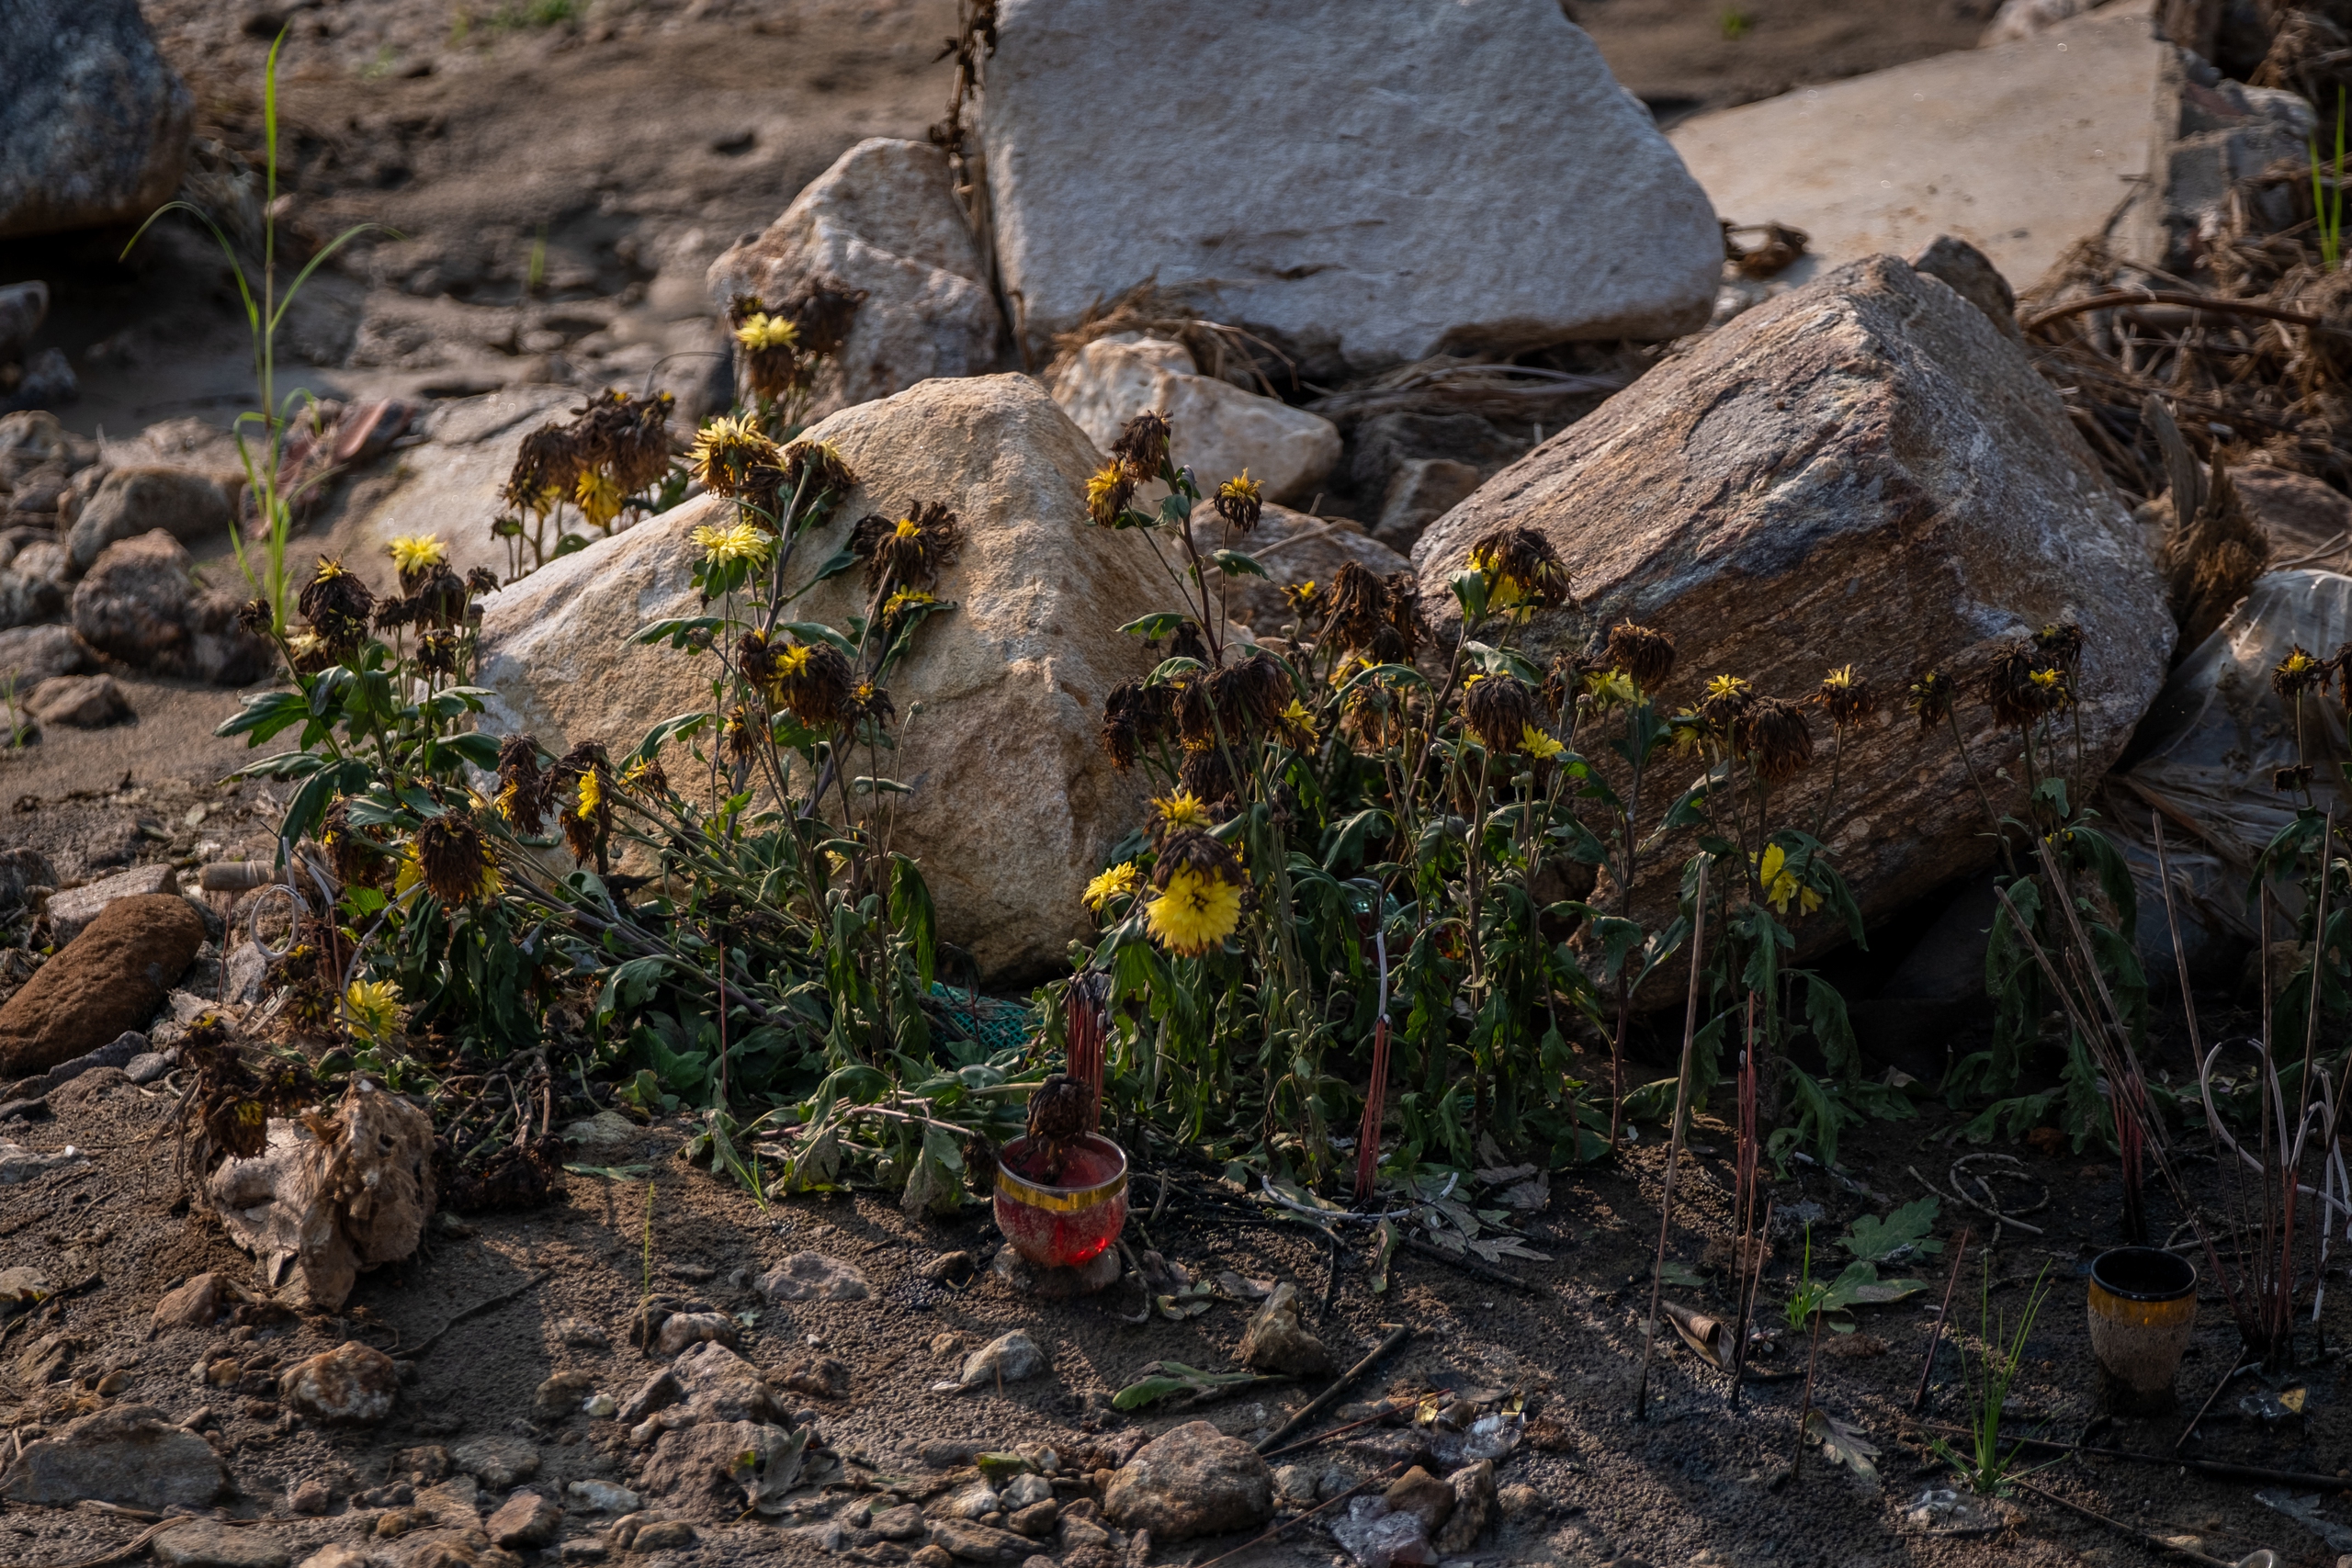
[1049,335,1340,507]
[70,530,270,684]
[0,625,96,694]
[979,0,1719,372]
[476,374,1168,981]
[1413,254,2173,941]
[707,138,1003,421]
[0,0,194,240]
[67,467,232,571]
[0,893,204,1078]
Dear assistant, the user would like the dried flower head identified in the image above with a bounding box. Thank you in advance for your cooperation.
[1086,461,1136,525]
[556,741,613,866]
[237,597,271,636]
[848,679,895,730]
[1111,410,1171,479]
[1102,680,1173,771]
[771,638,854,728]
[298,557,376,654]
[1178,740,1238,807]
[1735,696,1814,784]
[1466,526,1572,617]
[1146,829,1245,956]
[2275,761,2316,794]
[503,423,582,513]
[495,734,549,834]
[565,389,675,496]
[2273,645,2328,699]
[321,799,392,890]
[1543,649,1590,716]
[1324,561,1387,654]
[1277,698,1319,747]
[734,311,803,401]
[1605,622,1676,688]
[1817,664,1877,729]
[2032,621,2085,669]
[1985,645,2067,729]
[1208,651,1290,735]
[782,271,865,359]
[1696,672,1757,736]
[850,501,961,592]
[687,414,784,500]
[407,564,469,631]
[412,809,501,904]
[620,754,668,798]
[1461,672,1543,751]
[418,628,461,677]
[1906,669,1952,733]
[1214,471,1263,534]
[780,438,856,499]
[1377,573,1429,663]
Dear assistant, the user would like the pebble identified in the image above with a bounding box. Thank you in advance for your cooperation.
[1102,1421,1274,1542]
[0,1402,227,1509]
[943,1331,1046,1394]
[871,1503,926,1540]
[153,1520,289,1568]
[488,1489,563,1549]
[567,1480,642,1514]
[583,1393,618,1419]
[277,1343,398,1424]
[534,1370,597,1423]
[451,1435,540,1489]
[756,1251,871,1303]
[288,1478,331,1516]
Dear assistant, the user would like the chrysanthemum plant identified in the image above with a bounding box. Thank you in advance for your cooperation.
[492,389,688,579]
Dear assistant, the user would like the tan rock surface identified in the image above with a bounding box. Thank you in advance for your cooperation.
[1414,254,2172,949]
[475,374,1165,982]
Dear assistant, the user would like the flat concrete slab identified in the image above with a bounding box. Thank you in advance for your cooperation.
[1668,0,2158,292]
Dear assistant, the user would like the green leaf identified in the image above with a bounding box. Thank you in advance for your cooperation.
[1110,1362,1265,1411]
[1210,548,1267,580]
[1118,611,1190,640]
[1839,1197,1942,1263]
[778,621,857,658]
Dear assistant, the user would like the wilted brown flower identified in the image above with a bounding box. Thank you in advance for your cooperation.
[782,271,865,359]
[321,800,391,890]
[1466,526,1572,615]
[407,564,469,631]
[298,558,375,654]
[504,423,582,513]
[1460,673,1543,751]
[1543,649,1590,716]
[555,741,613,867]
[1906,669,1952,733]
[1605,622,1676,688]
[1178,739,1238,807]
[413,809,500,904]
[570,389,675,495]
[771,638,854,728]
[418,629,461,678]
[2273,645,2328,699]
[1695,672,1757,736]
[848,680,896,730]
[237,598,271,636]
[1214,471,1263,534]
[466,566,500,596]
[850,502,961,592]
[1324,561,1386,654]
[1170,620,1212,664]
[495,734,549,834]
[1817,664,1876,729]
[1101,679,1172,771]
[780,438,856,499]
[2275,761,2316,794]
[1378,573,1429,663]
[1111,410,1171,479]
[1736,696,1814,784]
[722,705,759,772]
[1985,645,2067,729]
[1209,651,1290,734]
[734,310,803,400]
[2032,621,2085,670]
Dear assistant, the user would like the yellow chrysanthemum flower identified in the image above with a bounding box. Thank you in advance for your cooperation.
[734,312,800,352]
[692,521,773,567]
[345,978,402,1045]
[1278,698,1318,743]
[1146,865,1244,956]
[575,469,625,531]
[686,414,782,498]
[387,535,447,575]
[1705,673,1753,704]
[1083,861,1143,912]
[882,587,936,619]
[1757,844,1822,916]
[1085,462,1135,525]
[1583,668,1637,709]
[1151,792,1216,833]
[577,770,602,816]
[2027,667,2064,692]
[1519,723,1565,760]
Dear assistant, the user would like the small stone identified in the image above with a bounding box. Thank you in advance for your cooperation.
[778,1355,850,1400]
[151,1272,251,1333]
[927,1517,1033,1562]
[1102,1421,1274,1542]
[288,1478,332,1516]
[153,1519,291,1568]
[560,1544,605,1562]
[755,1251,871,1302]
[910,1548,954,1568]
[278,1343,398,1423]
[944,1483,1001,1520]
[452,1436,540,1489]
[871,1504,926,1540]
[1496,1482,1544,1520]
[395,1446,452,1483]
[922,1250,976,1284]
[560,1111,643,1164]
[0,1402,227,1509]
[1381,1466,1454,1533]
[124,1051,170,1084]
[630,1519,695,1550]
[1058,1517,1111,1551]
[566,1480,643,1514]
[616,1370,681,1426]
[953,1331,1046,1392]
[535,1370,597,1423]
[1432,1460,1496,1553]
[583,1393,617,1419]
[557,1317,612,1350]
[652,1311,737,1358]
[1008,1501,1059,1537]
[295,1548,375,1568]
[488,1490,562,1550]
[1234,1281,1332,1378]
[1021,1558,1054,1568]
[1000,1474,1053,1511]
[21,672,131,729]
[0,893,202,1080]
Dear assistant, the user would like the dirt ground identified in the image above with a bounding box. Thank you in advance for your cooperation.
[6,1053,2347,1568]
